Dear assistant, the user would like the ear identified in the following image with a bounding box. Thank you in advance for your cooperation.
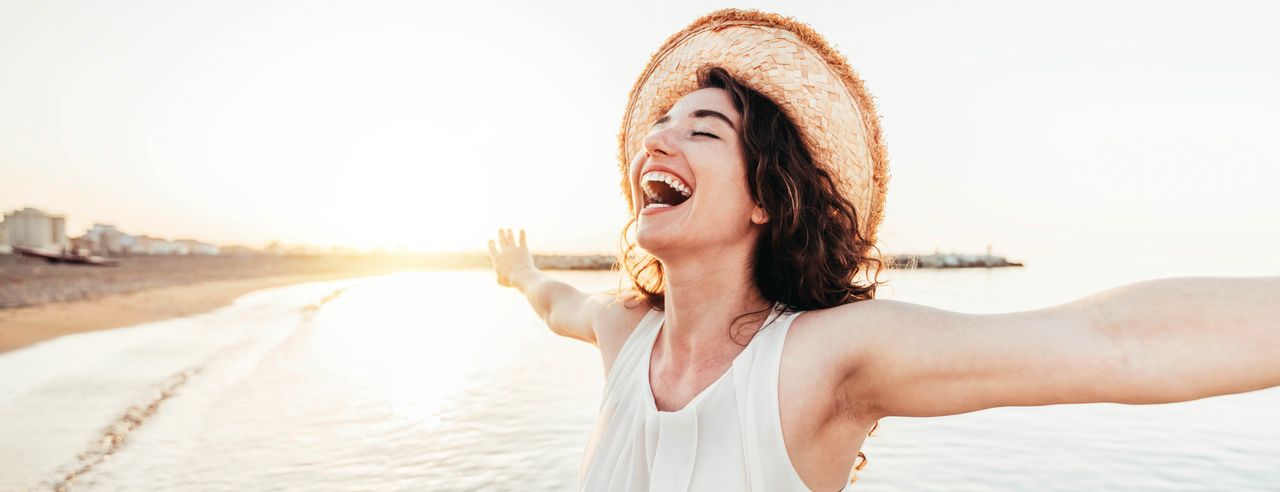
[750,204,769,225]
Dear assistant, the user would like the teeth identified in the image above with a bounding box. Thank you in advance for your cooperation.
[640,171,692,197]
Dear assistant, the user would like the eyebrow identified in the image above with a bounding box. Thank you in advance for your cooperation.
[652,109,737,131]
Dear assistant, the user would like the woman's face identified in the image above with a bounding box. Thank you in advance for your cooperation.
[629,87,765,260]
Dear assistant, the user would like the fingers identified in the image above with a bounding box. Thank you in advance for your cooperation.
[494,227,526,249]
[496,228,509,248]
[487,239,498,258]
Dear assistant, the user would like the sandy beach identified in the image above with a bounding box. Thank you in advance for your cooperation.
[0,254,479,354]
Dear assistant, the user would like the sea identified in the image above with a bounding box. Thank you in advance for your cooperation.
[2,258,1278,491]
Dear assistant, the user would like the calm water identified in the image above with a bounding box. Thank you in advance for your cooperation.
[2,260,1278,491]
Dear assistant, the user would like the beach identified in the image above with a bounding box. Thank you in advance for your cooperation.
[0,254,470,354]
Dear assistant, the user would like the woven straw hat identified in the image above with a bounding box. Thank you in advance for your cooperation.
[619,8,889,247]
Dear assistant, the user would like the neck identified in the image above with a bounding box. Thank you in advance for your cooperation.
[657,242,773,363]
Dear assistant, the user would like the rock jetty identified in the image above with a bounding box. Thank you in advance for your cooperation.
[887,253,1022,269]
[533,254,616,270]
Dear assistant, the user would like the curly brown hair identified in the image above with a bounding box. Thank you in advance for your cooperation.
[615,65,884,484]
[618,65,883,320]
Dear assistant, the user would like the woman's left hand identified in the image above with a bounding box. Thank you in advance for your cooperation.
[487,228,536,288]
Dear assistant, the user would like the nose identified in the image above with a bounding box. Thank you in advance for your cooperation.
[641,125,677,158]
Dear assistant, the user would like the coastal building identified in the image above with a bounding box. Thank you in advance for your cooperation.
[125,235,175,255]
[76,231,219,256]
[175,239,219,256]
[84,224,126,256]
[2,207,69,252]
[2,209,224,257]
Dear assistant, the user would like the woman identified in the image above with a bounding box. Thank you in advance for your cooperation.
[488,9,1278,492]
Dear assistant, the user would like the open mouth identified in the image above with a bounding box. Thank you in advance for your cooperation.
[641,171,692,210]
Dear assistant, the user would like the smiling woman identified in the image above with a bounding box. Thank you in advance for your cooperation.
[623,66,882,319]
[486,8,1280,492]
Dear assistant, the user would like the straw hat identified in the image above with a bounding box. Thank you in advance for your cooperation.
[619,8,889,247]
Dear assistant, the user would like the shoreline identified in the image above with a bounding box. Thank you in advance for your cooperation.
[0,248,1027,355]
[0,271,393,355]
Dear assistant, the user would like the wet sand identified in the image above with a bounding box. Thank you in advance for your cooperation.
[0,254,487,354]
[0,272,375,353]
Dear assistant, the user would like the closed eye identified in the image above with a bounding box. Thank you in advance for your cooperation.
[692,131,719,139]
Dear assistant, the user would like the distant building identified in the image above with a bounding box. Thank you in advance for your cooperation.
[2,207,69,252]
[2,210,223,257]
[175,239,219,256]
[84,223,131,256]
[124,235,177,255]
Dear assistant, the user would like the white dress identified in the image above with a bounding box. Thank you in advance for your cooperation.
[578,304,856,491]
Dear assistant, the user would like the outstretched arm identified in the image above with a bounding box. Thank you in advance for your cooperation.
[822,276,1280,422]
[488,228,610,344]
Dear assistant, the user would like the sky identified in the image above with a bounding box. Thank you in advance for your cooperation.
[1,0,1277,264]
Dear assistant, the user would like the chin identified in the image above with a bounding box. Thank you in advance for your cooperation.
[635,225,682,258]
[635,227,668,252]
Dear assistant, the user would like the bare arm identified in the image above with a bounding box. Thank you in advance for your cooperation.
[488,228,608,344]
[825,276,1280,422]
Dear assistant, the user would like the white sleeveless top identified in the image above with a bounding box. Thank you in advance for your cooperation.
[578,304,855,492]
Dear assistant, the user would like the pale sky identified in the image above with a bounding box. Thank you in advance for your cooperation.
[2,0,1277,264]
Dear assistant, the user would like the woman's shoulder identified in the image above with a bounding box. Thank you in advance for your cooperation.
[786,298,966,395]
[787,299,928,361]
[797,298,933,330]
[591,288,656,368]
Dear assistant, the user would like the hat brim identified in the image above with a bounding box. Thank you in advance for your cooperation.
[619,9,889,247]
